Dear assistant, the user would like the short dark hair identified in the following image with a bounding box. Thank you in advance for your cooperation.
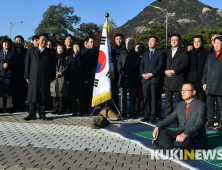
[170,33,181,40]
[0,37,13,50]
[48,39,54,46]
[135,43,145,55]
[185,42,193,48]
[56,42,66,52]
[32,35,39,41]
[73,41,82,50]
[39,33,49,39]
[194,35,203,42]
[115,33,124,39]
[88,36,95,41]
[149,36,159,43]
[183,81,197,90]
[14,35,24,42]
[65,34,73,40]
[84,37,89,42]
[214,36,222,43]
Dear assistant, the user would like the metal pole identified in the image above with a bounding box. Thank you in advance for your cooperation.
[166,10,168,50]
[10,22,12,39]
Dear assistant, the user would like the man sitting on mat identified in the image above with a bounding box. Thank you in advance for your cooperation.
[152,81,208,150]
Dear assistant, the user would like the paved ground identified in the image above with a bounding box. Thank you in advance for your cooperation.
[0,111,190,170]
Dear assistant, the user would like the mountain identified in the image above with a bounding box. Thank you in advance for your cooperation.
[122,0,222,36]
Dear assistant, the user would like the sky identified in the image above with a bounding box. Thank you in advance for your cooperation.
[1,0,222,41]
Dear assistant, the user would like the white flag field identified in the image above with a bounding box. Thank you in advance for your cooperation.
[91,20,114,107]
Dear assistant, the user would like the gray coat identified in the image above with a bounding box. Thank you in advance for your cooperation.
[157,98,208,149]
[50,56,69,94]
[202,52,222,95]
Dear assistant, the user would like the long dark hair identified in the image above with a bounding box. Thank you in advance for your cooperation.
[136,43,145,55]
[56,42,66,64]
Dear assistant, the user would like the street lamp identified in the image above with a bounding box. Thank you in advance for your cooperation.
[148,5,168,50]
[10,21,22,39]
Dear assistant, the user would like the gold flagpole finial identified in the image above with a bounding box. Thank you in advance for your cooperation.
[105,13,109,19]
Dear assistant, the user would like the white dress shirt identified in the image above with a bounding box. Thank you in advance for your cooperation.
[38,46,45,53]
[171,47,179,58]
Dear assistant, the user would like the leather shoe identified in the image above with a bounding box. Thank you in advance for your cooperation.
[24,116,36,120]
[128,115,135,119]
[141,117,150,122]
[51,111,57,115]
[205,122,214,127]
[216,125,222,132]
[121,113,127,118]
[149,118,156,123]
[39,115,49,120]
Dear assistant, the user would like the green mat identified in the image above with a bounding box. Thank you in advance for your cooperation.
[133,128,222,169]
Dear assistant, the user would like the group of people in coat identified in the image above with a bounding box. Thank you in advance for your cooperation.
[0,31,222,137]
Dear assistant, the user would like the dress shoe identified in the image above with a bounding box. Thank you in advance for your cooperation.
[0,108,4,113]
[141,117,150,122]
[216,125,222,132]
[152,139,162,148]
[205,122,214,127]
[6,107,12,114]
[149,118,156,123]
[121,113,127,118]
[51,111,57,115]
[24,116,36,120]
[57,111,63,115]
[128,115,135,119]
[79,114,83,117]
[72,113,77,117]
[39,115,49,121]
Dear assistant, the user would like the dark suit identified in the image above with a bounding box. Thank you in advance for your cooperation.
[140,49,164,119]
[157,98,208,150]
[164,47,189,117]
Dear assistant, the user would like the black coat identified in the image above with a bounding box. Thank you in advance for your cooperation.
[66,54,89,91]
[202,52,222,95]
[111,43,126,85]
[187,49,210,91]
[117,49,140,88]
[84,48,99,85]
[164,47,189,91]
[0,49,17,96]
[14,47,28,91]
[24,47,56,103]
[140,49,165,84]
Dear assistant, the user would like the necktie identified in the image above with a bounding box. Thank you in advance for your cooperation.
[149,51,153,62]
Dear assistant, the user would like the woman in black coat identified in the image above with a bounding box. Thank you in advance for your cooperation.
[66,42,89,117]
[0,38,17,113]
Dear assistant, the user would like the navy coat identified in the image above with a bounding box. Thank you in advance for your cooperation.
[24,47,56,103]
[140,49,165,84]
[117,49,140,88]
[0,49,17,96]
[202,52,222,95]
[66,54,89,91]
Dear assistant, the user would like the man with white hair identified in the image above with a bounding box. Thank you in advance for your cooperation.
[117,38,140,119]
[211,34,221,52]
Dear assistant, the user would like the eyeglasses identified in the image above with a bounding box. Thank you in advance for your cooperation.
[180,90,193,93]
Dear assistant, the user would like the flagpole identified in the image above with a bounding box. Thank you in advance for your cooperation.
[105,13,109,118]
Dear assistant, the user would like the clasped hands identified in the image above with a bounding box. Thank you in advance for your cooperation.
[153,127,187,143]
[56,72,62,78]
[165,70,175,77]
[142,73,153,80]
[3,63,8,69]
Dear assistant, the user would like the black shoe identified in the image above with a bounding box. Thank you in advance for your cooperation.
[121,113,127,118]
[6,108,12,113]
[57,111,63,115]
[135,110,141,115]
[0,108,4,113]
[24,116,36,120]
[79,114,83,117]
[72,113,77,117]
[39,115,49,120]
[141,117,150,122]
[152,139,162,148]
[128,115,135,119]
[149,118,156,123]
[83,107,89,114]
[51,111,57,115]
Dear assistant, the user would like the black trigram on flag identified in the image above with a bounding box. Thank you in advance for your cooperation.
[94,79,99,87]
[106,70,111,78]
[100,36,106,45]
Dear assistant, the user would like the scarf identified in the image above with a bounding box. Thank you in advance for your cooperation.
[71,53,82,70]
[56,53,65,65]
[191,45,204,72]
